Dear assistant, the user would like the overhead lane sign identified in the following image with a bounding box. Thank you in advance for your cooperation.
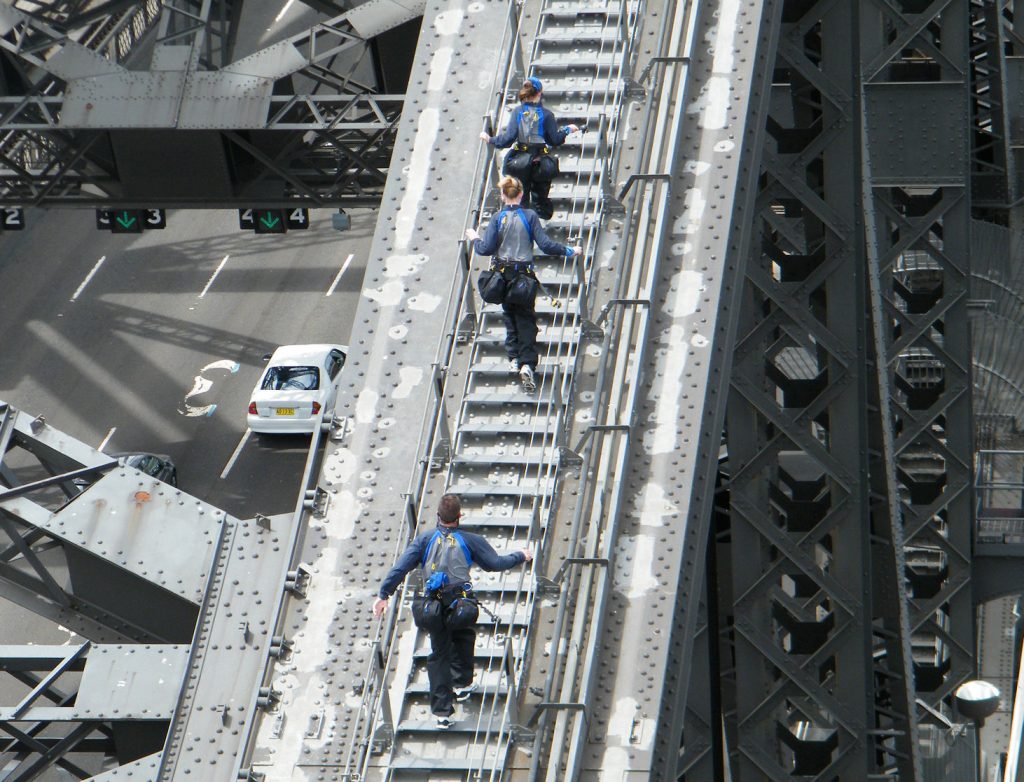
[96,209,166,233]
[0,208,24,231]
[239,208,309,233]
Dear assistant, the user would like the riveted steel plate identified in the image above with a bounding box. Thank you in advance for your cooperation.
[160,515,295,779]
[864,82,967,185]
[0,644,188,721]
[26,471,224,604]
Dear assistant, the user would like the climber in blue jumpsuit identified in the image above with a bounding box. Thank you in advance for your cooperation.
[373,494,533,728]
[465,175,582,392]
[480,76,580,220]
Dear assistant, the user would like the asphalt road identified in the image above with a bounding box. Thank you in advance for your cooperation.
[0,207,373,519]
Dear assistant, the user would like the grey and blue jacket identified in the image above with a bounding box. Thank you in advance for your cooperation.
[472,206,572,264]
[378,524,526,599]
[489,102,569,150]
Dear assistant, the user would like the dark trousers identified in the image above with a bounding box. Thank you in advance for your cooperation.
[502,301,539,370]
[503,152,555,219]
[426,626,476,716]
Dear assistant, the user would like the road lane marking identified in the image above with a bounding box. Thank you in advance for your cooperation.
[274,0,296,23]
[221,429,251,479]
[326,253,355,297]
[98,428,116,452]
[199,255,230,298]
[70,256,106,302]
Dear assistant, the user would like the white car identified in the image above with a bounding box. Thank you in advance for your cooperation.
[247,344,348,434]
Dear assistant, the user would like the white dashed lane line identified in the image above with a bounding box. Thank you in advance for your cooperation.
[70,256,107,302]
[326,253,355,297]
[220,429,251,479]
[98,427,116,452]
[199,255,231,298]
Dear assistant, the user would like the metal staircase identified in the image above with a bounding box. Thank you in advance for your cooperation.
[359,0,643,777]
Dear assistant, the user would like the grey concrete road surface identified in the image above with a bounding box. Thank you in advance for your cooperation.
[0,208,373,519]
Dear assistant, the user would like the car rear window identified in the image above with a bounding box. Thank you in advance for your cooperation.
[262,366,320,391]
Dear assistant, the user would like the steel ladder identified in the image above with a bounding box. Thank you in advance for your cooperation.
[380,0,640,776]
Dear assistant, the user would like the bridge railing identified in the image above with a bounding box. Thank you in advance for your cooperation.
[975,450,1024,550]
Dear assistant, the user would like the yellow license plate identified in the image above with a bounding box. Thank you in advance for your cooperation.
[275,408,295,416]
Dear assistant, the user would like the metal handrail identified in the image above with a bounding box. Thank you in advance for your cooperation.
[229,414,335,779]
[528,0,703,776]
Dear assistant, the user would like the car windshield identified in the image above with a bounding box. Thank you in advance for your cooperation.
[262,365,320,391]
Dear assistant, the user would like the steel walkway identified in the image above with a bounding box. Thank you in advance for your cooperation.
[359,0,641,776]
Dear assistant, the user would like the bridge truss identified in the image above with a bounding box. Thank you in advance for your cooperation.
[0,0,415,208]
[709,0,977,778]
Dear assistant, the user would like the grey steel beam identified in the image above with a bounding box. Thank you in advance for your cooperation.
[860,0,975,726]
[230,0,507,775]
[716,0,977,776]
[717,0,964,776]
[0,644,188,721]
[0,643,188,777]
[970,0,1016,214]
[157,513,296,780]
[562,0,783,777]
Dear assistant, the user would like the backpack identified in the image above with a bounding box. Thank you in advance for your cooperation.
[499,207,534,243]
[516,104,546,146]
[413,530,481,632]
[420,529,473,590]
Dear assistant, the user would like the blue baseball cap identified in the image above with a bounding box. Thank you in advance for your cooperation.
[527,76,543,93]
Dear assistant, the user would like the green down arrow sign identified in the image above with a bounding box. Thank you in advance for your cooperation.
[255,210,286,234]
[111,209,142,233]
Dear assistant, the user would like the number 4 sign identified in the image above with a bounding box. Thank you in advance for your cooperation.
[285,208,309,230]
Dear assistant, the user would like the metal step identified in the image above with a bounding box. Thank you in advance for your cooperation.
[452,449,558,466]
[536,28,624,46]
[531,75,624,95]
[405,680,510,698]
[447,483,547,499]
[387,752,510,772]
[396,718,497,734]
[476,327,582,344]
[540,0,639,19]
[460,512,537,529]
[533,51,622,71]
[463,391,564,405]
[456,420,560,435]
[551,104,623,125]
[469,358,573,375]
[481,300,581,316]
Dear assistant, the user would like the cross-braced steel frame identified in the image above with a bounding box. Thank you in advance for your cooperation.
[0,400,242,778]
[0,0,406,208]
[0,643,141,782]
[969,0,1018,217]
[0,403,201,644]
[715,0,975,778]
